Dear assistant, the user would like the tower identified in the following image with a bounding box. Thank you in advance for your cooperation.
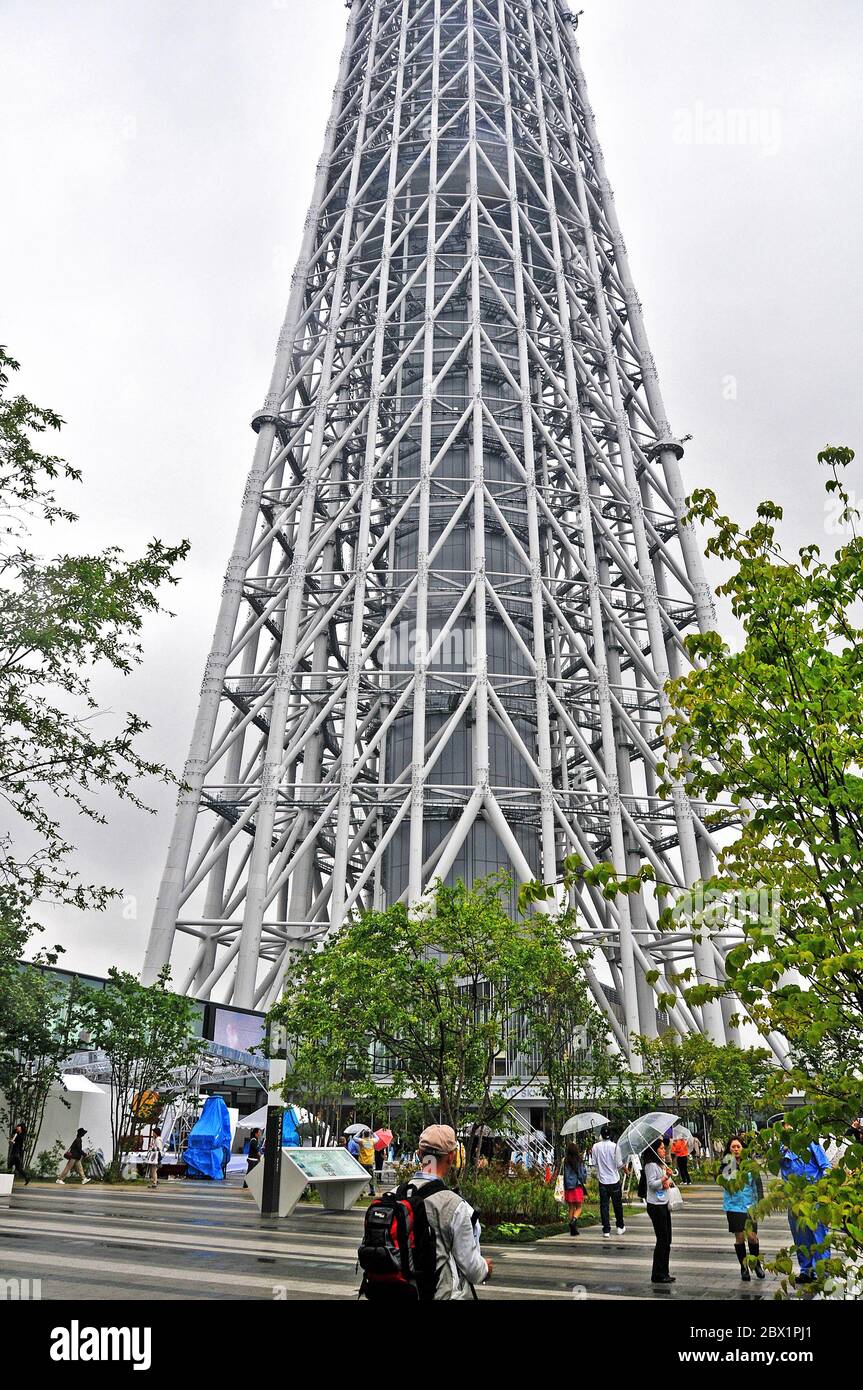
[143,0,733,1060]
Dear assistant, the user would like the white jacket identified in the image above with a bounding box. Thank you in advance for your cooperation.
[407,1176,489,1300]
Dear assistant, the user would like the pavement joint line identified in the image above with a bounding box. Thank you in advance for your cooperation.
[0,1215,781,1281]
[0,1247,582,1301]
[0,1183,788,1302]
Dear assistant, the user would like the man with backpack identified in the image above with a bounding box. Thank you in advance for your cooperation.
[358,1124,492,1301]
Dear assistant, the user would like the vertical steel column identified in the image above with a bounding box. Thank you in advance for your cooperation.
[142,7,360,984]
[523,0,642,1054]
[234,3,383,1005]
[547,1,725,1042]
[408,0,441,902]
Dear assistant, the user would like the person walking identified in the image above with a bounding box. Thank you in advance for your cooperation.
[590,1125,626,1238]
[8,1124,30,1185]
[369,1123,491,1300]
[671,1133,692,1186]
[780,1136,831,1284]
[57,1128,90,1185]
[640,1138,674,1285]
[374,1135,387,1188]
[146,1127,163,1190]
[562,1141,587,1236]
[244,1126,262,1187]
[357,1129,377,1197]
[719,1135,765,1282]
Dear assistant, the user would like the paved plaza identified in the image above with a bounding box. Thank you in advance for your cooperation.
[0,1181,788,1301]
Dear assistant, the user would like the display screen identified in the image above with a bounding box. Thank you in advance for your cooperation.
[211,1008,266,1054]
[283,1147,367,1180]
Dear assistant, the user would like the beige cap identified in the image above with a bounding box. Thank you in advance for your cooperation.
[418,1124,458,1156]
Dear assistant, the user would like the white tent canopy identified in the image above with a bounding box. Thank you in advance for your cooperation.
[60,1073,107,1094]
[237,1104,312,1131]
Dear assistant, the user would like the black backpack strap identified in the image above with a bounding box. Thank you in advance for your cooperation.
[402,1178,446,1204]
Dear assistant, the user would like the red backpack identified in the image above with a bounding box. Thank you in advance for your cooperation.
[357,1179,445,1301]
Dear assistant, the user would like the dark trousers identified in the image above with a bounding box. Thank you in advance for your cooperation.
[788,1214,829,1275]
[677,1156,690,1185]
[599,1180,625,1233]
[647,1202,672,1281]
[10,1152,27,1181]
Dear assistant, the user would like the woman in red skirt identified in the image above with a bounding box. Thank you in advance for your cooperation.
[563,1142,587,1235]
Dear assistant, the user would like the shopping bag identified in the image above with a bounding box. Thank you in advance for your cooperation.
[553,1173,565,1203]
[667,1182,684,1210]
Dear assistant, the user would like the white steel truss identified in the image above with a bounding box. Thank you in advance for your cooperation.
[143,0,774,1064]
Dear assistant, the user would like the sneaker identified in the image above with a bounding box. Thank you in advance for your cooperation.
[56,1179,65,1185]
[603,1231,612,1239]
[81,1177,91,1185]
[616,1226,626,1235]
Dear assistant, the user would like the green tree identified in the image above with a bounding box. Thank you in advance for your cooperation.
[79,969,205,1178]
[0,345,188,954]
[526,449,863,1291]
[0,965,86,1168]
[634,1032,714,1118]
[281,1027,375,1148]
[520,922,613,1153]
[687,1044,772,1145]
[271,874,594,1144]
[514,453,856,1289]
[661,448,863,1290]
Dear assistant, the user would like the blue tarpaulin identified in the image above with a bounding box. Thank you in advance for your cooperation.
[282,1108,300,1146]
[184,1096,233,1180]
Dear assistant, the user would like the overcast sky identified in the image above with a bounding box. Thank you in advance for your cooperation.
[1,0,860,982]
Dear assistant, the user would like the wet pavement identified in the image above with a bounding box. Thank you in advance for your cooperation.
[0,1179,784,1301]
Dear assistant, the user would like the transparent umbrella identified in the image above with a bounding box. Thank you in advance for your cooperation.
[618,1112,678,1162]
[672,1125,694,1144]
[560,1112,610,1137]
[344,1123,371,1136]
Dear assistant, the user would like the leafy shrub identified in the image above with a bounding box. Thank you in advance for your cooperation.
[33,1139,66,1179]
[456,1168,559,1227]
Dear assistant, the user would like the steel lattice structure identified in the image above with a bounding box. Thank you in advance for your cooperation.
[143,0,769,1063]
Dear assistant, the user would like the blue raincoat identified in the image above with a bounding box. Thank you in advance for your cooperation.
[780,1142,831,1276]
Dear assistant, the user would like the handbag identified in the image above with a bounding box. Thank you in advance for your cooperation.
[667,1182,684,1210]
[553,1172,565,1203]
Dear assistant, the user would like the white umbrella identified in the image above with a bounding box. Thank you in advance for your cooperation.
[618,1112,678,1162]
[560,1112,610,1137]
[672,1125,694,1145]
[344,1123,371,1136]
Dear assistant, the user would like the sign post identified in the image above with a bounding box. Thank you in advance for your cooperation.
[261,1023,287,1219]
[245,1146,370,1219]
